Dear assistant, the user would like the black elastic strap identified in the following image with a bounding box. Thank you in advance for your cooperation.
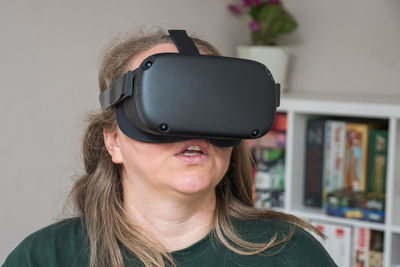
[276,83,281,107]
[99,70,136,110]
[168,30,200,56]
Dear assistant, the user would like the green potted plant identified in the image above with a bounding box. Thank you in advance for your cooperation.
[228,0,298,91]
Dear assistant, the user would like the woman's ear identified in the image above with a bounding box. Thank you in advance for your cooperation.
[103,128,124,164]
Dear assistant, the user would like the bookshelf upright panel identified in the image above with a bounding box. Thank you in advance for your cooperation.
[391,119,400,227]
[287,112,309,212]
[391,233,400,266]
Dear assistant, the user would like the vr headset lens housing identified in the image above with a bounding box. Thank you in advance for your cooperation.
[99,30,280,147]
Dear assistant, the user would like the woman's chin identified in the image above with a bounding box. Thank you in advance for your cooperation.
[170,175,215,195]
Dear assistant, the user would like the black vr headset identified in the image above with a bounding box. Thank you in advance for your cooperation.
[99,30,280,147]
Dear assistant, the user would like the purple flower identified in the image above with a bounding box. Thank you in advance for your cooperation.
[249,20,261,32]
[242,0,253,7]
[268,0,282,4]
[228,4,242,14]
[243,0,264,7]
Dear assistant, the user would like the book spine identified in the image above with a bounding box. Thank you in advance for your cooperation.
[353,227,370,267]
[322,121,332,208]
[310,221,352,267]
[344,123,369,192]
[323,121,347,196]
[332,225,353,267]
[331,121,347,191]
[368,230,385,267]
[304,119,325,207]
[367,130,388,194]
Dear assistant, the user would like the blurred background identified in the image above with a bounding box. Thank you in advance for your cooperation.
[1,0,399,263]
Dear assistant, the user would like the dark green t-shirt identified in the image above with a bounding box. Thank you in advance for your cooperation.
[3,217,337,266]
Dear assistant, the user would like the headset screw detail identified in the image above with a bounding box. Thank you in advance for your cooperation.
[252,130,259,137]
[159,123,168,132]
[145,61,152,68]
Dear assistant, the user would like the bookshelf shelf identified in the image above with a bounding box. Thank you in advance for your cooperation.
[291,210,387,231]
[277,93,400,267]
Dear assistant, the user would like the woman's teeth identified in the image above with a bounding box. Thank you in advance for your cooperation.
[187,145,201,151]
[181,145,203,156]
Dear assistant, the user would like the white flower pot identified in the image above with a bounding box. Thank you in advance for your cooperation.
[237,45,290,92]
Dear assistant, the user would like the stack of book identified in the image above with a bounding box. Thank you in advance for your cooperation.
[303,118,388,222]
[310,221,384,267]
[248,113,287,209]
[326,190,385,223]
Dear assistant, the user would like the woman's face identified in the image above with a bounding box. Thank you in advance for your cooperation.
[105,43,233,197]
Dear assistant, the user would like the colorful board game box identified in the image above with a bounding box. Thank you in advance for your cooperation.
[367,130,388,194]
[323,120,346,206]
[344,123,370,192]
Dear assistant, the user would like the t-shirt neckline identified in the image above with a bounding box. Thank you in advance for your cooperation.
[171,231,214,263]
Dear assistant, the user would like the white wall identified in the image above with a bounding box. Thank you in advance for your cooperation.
[282,0,400,96]
[1,0,399,262]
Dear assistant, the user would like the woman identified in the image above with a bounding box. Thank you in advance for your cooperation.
[3,30,336,267]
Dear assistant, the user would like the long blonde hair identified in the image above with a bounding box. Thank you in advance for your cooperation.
[70,30,321,267]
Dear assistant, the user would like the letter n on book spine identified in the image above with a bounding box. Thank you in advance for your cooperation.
[304,119,325,208]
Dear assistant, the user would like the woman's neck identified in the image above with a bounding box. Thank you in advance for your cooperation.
[123,178,217,252]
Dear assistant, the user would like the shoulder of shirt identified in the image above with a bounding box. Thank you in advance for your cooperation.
[277,221,337,266]
[20,217,85,245]
[232,216,317,242]
[230,217,337,266]
[3,217,88,266]
[231,216,295,240]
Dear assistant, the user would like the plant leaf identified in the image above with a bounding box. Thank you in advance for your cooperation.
[256,4,297,45]
[249,4,264,20]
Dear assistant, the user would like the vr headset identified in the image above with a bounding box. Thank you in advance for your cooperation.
[99,30,280,147]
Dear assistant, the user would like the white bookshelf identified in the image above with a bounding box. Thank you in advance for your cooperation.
[277,92,400,267]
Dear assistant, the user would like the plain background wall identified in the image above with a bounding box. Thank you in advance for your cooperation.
[1,0,399,262]
[282,0,400,97]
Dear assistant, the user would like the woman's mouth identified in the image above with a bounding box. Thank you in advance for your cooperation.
[179,145,204,156]
[175,142,209,164]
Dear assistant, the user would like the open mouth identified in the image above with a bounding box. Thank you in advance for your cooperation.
[176,140,209,157]
[175,141,209,164]
[179,145,205,156]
